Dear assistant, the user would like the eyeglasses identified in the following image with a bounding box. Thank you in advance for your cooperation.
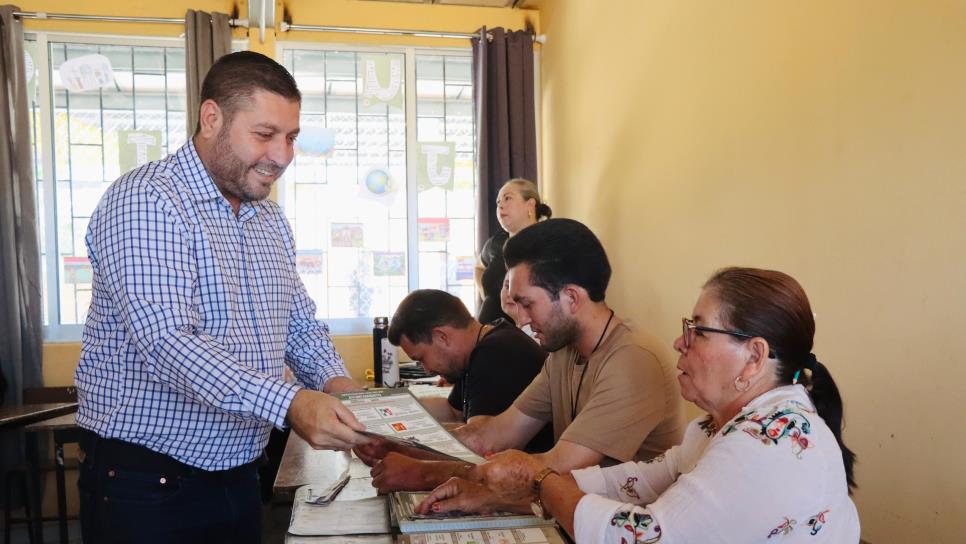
[681,317,757,349]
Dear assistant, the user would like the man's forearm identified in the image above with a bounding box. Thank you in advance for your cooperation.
[421,460,477,489]
[452,415,499,454]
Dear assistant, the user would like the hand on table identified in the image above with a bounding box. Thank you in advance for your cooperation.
[415,477,504,515]
[286,389,370,451]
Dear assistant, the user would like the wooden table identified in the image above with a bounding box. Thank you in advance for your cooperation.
[0,402,77,429]
[272,432,351,502]
[24,412,81,544]
[0,402,77,543]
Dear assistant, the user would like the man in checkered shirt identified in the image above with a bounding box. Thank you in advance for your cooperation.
[74,51,371,542]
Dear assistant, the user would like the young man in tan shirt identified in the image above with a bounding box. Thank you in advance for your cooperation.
[356,219,684,494]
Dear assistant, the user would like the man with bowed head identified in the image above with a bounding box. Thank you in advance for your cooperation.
[385,289,552,453]
[356,218,684,505]
[74,51,370,543]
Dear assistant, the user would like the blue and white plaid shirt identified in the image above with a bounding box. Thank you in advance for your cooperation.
[75,140,348,470]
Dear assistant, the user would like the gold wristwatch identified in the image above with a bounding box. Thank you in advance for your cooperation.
[530,466,558,520]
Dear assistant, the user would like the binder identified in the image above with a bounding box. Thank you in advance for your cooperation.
[390,491,556,533]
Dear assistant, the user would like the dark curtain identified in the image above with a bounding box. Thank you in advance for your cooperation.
[0,3,44,509]
[471,27,538,248]
[185,9,231,136]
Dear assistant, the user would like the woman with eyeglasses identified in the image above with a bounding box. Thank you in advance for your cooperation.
[418,267,860,543]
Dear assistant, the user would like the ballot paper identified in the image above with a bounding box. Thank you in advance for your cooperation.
[396,526,567,544]
[286,536,393,544]
[338,388,484,464]
[288,485,390,536]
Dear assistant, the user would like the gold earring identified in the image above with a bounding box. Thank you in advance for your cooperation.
[733,376,750,392]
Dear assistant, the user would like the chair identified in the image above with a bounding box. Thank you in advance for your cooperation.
[3,386,78,544]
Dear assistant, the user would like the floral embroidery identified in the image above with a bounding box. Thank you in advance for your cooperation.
[698,415,717,437]
[767,517,796,539]
[620,476,641,499]
[645,453,665,464]
[610,510,662,543]
[806,509,830,536]
[722,401,815,458]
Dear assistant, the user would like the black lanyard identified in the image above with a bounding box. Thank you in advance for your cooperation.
[571,309,615,421]
[462,323,490,421]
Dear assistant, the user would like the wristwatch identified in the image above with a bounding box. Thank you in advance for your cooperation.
[530,466,558,520]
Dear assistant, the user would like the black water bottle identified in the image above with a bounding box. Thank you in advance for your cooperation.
[372,317,388,387]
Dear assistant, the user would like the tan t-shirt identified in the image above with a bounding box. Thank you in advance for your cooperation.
[513,318,685,464]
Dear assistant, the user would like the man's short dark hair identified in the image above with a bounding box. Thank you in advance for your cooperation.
[196,51,301,134]
[503,218,611,302]
[388,290,475,345]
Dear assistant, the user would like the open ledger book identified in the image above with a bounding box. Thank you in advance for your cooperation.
[397,526,567,544]
[390,491,556,534]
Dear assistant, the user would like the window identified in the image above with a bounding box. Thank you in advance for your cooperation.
[280,46,477,333]
[28,34,188,340]
[30,37,478,339]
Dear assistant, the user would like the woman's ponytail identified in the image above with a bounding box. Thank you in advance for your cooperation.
[805,359,857,491]
[536,202,553,220]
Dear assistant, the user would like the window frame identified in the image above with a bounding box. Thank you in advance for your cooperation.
[276,40,478,335]
[28,31,245,341]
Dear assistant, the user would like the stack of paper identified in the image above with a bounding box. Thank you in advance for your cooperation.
[288,485,390,537]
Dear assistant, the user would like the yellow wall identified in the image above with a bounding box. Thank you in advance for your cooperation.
[535,1,966,542]
[44,336,374,385]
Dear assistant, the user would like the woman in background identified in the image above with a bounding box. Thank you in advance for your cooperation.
[475,178,551,324]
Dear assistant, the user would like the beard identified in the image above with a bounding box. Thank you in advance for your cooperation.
[207,123,284,203]
[438,356,465,384]
[537,300,580,353]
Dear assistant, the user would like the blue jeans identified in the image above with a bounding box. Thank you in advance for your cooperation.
[77,431,263,543]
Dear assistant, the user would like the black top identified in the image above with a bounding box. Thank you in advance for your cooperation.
[448,319,553,453]
[478,231,513,325]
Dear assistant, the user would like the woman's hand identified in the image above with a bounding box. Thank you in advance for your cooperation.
[477,450,547,501]
[415,477,504,515]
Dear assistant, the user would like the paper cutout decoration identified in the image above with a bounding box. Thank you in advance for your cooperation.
[417,142,455,192]
[63,256,93,284]
[118,131,163,173]
[296,250,324,275]
[296,126,337,157]
[59,54,116,93]
[373,252,405,277]
[452,256,476,282]
[331,223,365,248]
[418,218,450,243]
[360,55,403,109]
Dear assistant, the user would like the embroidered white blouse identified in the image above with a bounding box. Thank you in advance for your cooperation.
[571,385,860,543]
